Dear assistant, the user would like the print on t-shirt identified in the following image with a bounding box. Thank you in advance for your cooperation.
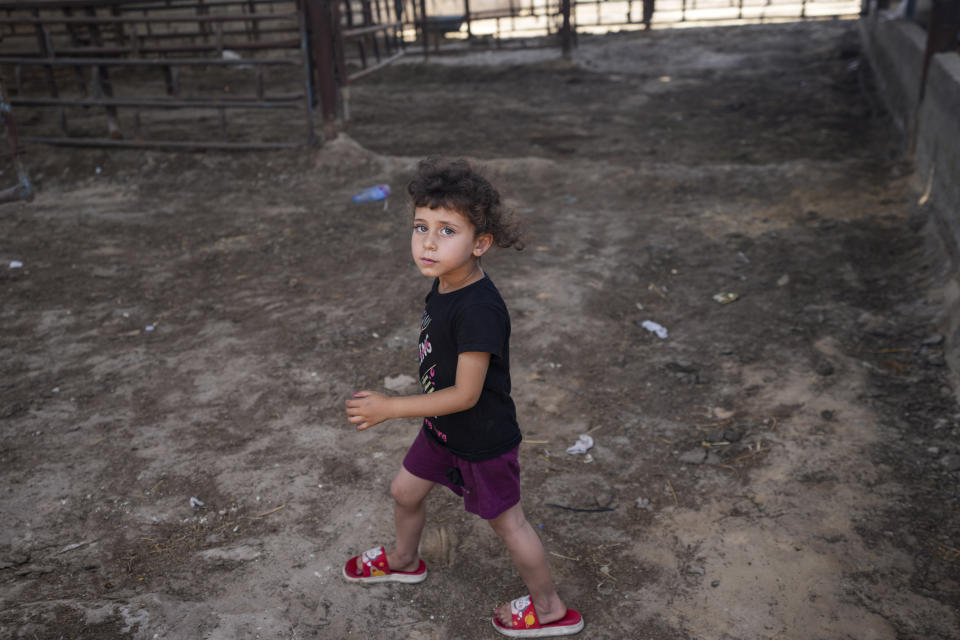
[419,310,446,442]
[418,311,432,365]
[420,364,437,394]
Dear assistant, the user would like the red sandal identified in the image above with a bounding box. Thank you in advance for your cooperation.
[492,595,584,637]
[342,546,427,584]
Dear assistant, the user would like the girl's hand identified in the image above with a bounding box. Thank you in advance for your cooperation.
[345,391,392,431]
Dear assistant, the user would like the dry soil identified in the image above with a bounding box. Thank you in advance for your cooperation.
[1,20,959,640]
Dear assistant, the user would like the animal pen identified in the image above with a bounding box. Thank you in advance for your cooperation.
[0,0,861,201]
[0,0,859,146]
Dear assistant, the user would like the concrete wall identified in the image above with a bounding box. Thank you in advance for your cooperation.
[860,10,960,219]
[859,12,960,383]
[859,12,960,232]
[858,15,927,133]
[917,52,960,237]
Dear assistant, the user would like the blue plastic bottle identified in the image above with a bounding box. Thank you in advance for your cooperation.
[351,184,391,203]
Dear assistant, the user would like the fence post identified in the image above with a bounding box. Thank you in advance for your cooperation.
[306,0,339,140]
[299,1,320,147]
[560,0,572,58]
[332,0,350,128]
[464,0,473,39]
[421,0,429,59]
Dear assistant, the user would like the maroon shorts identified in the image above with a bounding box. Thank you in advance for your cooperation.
[402,428,521,520]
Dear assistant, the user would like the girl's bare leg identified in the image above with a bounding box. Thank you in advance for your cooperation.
[359,466,433,573]
[489,502,567,626]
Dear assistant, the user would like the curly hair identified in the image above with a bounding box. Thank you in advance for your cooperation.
[407,158,524,250]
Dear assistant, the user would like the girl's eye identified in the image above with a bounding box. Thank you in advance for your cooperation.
[440,227,455,237]
[414,224,427,233]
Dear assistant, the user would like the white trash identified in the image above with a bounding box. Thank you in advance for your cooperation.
[565,434,594,455]
[641,320,668,339]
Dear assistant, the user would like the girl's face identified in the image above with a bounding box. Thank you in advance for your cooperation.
[411,206,492,292]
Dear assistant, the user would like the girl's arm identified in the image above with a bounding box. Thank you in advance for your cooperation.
[345,351,491,431]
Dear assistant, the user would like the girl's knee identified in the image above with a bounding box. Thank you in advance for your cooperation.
[389,477,415,507]
[488,502,526,538]
[390,470,430,508]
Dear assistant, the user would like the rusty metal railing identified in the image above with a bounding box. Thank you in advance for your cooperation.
[341,0,406,78]
[0,0,415,149]
[0,1,316,149]
[306,0,411,131]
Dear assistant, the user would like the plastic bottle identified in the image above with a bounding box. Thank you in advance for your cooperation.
[351,184,391,203]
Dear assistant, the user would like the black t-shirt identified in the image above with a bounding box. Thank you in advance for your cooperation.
[417,275,522,461]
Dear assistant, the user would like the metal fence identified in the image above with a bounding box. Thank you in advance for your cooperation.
[0,0,861,153]
[0,1,317,149]
[0,0,412,150]
[414,0,859,48]
[571,0,861,30]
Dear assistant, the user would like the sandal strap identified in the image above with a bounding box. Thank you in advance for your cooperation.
[510,595,540,629]
[360,546,390,577]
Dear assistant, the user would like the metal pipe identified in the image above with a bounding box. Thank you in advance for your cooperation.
[347,50,403,81]
[11,96,304,109]
[0,0,289,9]
[331,0,348,85]
[343,21,402,37]
[0,56,301,66]
[364,0,382,62]
[32,10,59,102]
[0,39,302,57]
[420,0,428,59]
[560,0,571,58]
[0,13,300,26]
[113,0,293,11]
[84,6,122,139]
[110,5,126,46]
[0,27,302,44]
[20,136,300,150]
[297,0,318,147]
[408,0,420,49]
[61,7,90,96]
[247,0,261,41]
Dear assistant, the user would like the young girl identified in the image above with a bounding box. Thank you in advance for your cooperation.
[343,158,584,638]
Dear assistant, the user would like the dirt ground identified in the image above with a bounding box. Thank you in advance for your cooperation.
[2,19,959,640]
